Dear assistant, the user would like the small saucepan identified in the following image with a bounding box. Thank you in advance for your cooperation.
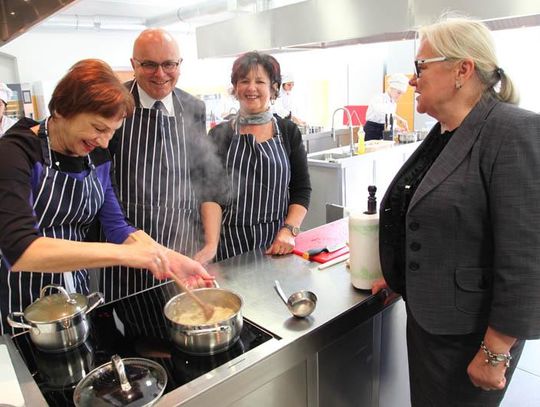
[274,280,317,318]
[164,287,243,355]
[7,284,104,352]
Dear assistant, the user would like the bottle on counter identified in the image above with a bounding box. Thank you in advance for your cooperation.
[356,125,366,155]
[349,185,382,290]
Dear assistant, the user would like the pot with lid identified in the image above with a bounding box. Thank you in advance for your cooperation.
[73,354,167,407]
[7,284,104,352]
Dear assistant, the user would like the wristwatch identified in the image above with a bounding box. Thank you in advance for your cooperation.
[282,223,300,237]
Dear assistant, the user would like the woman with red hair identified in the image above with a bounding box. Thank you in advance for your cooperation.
[0,59,211,335]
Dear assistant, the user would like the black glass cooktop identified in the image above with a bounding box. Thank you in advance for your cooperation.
[11,282,274,406]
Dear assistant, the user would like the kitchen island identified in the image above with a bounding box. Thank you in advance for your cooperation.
[2,221,407,406]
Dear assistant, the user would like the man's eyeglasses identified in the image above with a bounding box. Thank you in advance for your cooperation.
[133,58,183,73]
[414,56,447,77]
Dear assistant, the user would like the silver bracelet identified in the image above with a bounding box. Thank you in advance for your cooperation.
[480,341,512,368]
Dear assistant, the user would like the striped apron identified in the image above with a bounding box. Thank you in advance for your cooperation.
[101,83,200,302]
[0,120,103,335]
[217,118,291,261]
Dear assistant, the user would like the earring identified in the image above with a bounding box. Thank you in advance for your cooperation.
[455,81,462,89]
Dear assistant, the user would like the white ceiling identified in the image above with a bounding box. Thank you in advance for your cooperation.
[39,0,307,32]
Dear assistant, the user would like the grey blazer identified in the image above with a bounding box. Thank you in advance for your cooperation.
[379,95,540,339]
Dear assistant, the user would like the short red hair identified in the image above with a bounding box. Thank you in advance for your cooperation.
[48,59,134,119]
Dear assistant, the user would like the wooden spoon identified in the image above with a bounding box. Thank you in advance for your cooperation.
[166,271,215,321]
[130,234,214,320]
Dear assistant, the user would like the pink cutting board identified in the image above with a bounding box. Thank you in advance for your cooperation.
[293,218,349,263]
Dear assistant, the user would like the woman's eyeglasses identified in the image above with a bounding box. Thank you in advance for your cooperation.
[133,58,183,73]
[414,56,447,77]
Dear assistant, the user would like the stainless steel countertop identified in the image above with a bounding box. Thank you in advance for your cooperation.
[3,237,387,406]
[207,248,373,340]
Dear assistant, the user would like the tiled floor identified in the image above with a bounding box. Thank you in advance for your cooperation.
[501,340,540,406]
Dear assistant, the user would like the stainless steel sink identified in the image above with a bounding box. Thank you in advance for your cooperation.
[308,151,354,162]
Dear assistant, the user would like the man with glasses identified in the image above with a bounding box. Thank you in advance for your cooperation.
[101,28,215,302]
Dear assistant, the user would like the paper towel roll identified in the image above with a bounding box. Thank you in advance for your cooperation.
[349,211,382,290]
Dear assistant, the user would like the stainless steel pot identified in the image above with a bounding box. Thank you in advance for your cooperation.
[7,285,104,352]
[163,288,243,355]
[73,355,167,407]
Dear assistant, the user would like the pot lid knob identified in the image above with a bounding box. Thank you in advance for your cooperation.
[40,284,77,304]
[112,354,132,392]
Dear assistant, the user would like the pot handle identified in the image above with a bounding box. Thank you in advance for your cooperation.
[185,325,231,336]
[6,312,32,330]
[85,292,105,314]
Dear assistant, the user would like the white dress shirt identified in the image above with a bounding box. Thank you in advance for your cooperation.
[136,84,174,116]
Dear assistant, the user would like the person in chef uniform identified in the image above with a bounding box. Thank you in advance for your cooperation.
[0,59,212,335]
[100,28,220,301]
[364,73,409,141]
[199,52,311,261]
[0,83,17,137]
[273,73,306,126]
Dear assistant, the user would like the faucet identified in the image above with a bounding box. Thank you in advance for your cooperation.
[331,107,355,156]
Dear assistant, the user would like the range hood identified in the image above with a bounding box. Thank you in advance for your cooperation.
[0,0,77,46]
[196,0,540,57]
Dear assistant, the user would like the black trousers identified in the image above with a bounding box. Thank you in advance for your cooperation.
[406,308,525,407]
[364,120,384,141]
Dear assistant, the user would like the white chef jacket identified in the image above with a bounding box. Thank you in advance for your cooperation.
[0,116,17,137]
[273,91,298,119]
[365,92,397,124]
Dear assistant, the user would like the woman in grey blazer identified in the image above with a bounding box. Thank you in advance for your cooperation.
[374,17,540,406]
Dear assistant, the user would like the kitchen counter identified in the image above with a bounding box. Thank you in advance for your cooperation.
[158,246,393,406]
[2,220,402,406]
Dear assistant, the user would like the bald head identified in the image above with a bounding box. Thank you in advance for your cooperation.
[131,28,182,100]
[133,28,179,58]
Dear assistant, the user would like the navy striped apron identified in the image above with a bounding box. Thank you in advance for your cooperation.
[0,120,103,335]
[217,118,290,261]
[101,83,200,302]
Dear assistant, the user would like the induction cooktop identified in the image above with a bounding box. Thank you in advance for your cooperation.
[11,282,274,407]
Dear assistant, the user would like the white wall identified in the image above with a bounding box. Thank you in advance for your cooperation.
[1,24,539,123]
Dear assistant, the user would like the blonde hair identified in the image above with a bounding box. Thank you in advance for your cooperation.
[419,17,519,104]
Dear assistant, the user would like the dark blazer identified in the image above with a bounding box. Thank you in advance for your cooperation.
[380,95,540,339]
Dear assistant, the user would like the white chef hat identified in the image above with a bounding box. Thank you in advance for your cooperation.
[388,73,409,93]
[0,83,13,105]
[281,73,295,84]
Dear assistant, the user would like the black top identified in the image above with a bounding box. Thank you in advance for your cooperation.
[384,127,455,296]
[206,117,311,209]
[0,118,130,264]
